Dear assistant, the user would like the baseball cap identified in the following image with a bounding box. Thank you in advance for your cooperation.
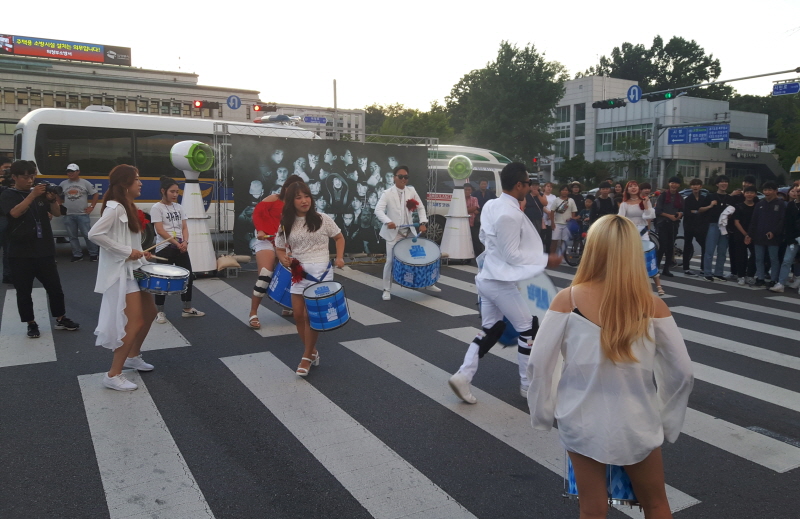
[66,163,80,171]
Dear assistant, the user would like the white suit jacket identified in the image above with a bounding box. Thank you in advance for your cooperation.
[374,185,428,242]
[477,193,547,282]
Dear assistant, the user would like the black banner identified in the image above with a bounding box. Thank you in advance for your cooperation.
[231,135,429,255]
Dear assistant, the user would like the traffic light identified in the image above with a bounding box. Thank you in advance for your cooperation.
[531,157,539,172]
[192,100,220,109]
[643,91,677,102]
[253,103,277,112]
[193,100,204,109]
[591,98,627,109]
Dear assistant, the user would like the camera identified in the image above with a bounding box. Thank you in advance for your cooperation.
[33,180,63,196]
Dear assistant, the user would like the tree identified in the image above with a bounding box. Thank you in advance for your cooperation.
[446,41,568,165]
[366,101,455,141]
[553,154,611,187]
[579,36,735,100]
[612,136,650,178]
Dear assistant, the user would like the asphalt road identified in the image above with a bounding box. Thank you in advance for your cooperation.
[1,244,798,519]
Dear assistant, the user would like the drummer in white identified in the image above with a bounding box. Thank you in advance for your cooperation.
[449,163,561,403]
[375,165,440,301]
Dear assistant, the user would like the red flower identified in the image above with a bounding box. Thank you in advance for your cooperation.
[137,209,149,229]
[290,258,306,283]
[406,199,419,211]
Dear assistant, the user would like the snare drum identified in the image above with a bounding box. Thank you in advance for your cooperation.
[392,237,441,289]
[302,281,350,331]
[565,455,639,507]
[134,264,190,295]
[268,265,293,309]
[643,241,658,278]
[516,272,559,322]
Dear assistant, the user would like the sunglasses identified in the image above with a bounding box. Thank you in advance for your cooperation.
[396,175,409,180]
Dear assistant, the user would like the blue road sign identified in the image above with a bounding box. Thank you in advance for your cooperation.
[226,95,242,110]
[773,83,800,96]
[627,85,642,104]
[303,116,327,124]
[668,124,730,145]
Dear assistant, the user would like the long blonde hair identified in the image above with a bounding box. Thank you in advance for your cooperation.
[572,215,654,362]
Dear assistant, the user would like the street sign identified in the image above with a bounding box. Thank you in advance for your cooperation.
[226,95,242,110]
[303,116,327,124]
[773,83,800,96]
[627,85,642,103]
[667,124,730,145]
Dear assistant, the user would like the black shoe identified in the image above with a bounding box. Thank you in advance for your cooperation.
[704,276,714,282]
[713,276,727,282]
[765,281,776,289]
[754,279,765,287]
[70,256,83,262]
[684,270,697,276]
[89,256,98,262]
[54,316,79,331]
[661,271,674,277]
[27,322,40,339]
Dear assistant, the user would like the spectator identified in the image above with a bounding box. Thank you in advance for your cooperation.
[682,179,712,276]
[749,182,784,288]
[548,185,578,255]
[0,160,79,338]
[726,175,754,280]
[654,177,684,277]
[703,176,735,282]
[59,163,100,262]
[474,179,496,209]
[463,183,482,256]
[770,185,800,293]
[568,181,584,207]
[589,181,617,225]
[578,197,593,230]
[613,182,624,205]
[523,179,548,239]
[0,158,13,283]
[732,187,758,285]
[541,182,556,252]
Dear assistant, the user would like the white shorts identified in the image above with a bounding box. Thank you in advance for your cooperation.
[290,262,334,295]
[553,223,571,242]
[125,278,140,294]
[252,238,276,253]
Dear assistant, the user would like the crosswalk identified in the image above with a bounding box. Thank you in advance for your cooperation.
[2,262,799,518]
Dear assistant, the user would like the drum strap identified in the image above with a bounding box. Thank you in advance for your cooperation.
[304,263,332,283]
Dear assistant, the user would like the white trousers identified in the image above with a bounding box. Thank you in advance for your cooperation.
[457,277,533,387]
[383,231,409,290]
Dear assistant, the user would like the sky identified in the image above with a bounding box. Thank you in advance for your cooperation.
[5,1,800,112]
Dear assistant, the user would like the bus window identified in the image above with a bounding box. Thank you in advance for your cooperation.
[35,124,133,176]
[135,131,215,179]
[432,168,497,193]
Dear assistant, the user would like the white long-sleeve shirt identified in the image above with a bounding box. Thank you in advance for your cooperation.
[374,185,428,242]
[526,310,694,465]
[477,193,548,283]
[88,201,148,293]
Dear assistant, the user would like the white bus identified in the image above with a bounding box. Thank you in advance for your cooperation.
[13,107,316,240]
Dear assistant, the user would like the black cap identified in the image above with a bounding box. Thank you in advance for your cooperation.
[668,176,681,184]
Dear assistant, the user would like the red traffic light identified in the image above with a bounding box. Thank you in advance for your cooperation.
[253,104,263,112]
[193,100,204,109]
[532,158,539,164]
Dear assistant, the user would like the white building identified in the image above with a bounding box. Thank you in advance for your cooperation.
[548,76,785,186]
[272,103,365,142]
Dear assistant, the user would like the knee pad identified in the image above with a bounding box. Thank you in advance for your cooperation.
[517,316,540,354]
[253,267,273,298]
[477,320,507,358]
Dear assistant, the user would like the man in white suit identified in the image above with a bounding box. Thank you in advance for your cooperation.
[448,162,561,403]
[375,165,441,301]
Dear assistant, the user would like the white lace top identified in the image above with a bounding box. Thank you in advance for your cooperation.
[275,213,341,264]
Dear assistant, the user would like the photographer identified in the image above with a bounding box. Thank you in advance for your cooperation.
[0,158,12,284]
[0,160,79,338]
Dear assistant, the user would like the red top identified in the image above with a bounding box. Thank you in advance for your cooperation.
[252,199,284,237]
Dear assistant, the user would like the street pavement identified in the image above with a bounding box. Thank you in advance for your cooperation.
[1,245,799,519]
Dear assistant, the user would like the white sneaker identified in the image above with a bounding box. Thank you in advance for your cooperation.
[746,277,756,285]
[425,284,442,293]
[103,373,137,391]
[520,385,529,398]
[156,311,167,324]
[737,278,746,286]
[448,373,477,404]
[769,283,785,293]
[123,355,154,371]
[182,308,205,317]
[788,278,800,289]
[382,290,391,301]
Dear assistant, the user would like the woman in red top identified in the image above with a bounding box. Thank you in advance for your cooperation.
[248,174,303,328]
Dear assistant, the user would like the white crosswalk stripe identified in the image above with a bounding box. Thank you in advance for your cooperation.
[679,328,800,371]
[671,306,796,340]
[0,289,56,368]
[717,300,800,320]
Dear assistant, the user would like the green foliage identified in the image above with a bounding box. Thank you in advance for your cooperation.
[445,41,568,165]
[730,93,800,172]
[364,101,454,141]
[553,154,612,187]
[582,36,735,100]
[611,136,650,178]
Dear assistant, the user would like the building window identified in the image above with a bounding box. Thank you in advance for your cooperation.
[554,140,570,158]
[68,95,80,109]
[677,159,700,178]
[575,123,585,137]
[575,103,586,121]
[150,101,159,114]
[161,102,171,115]
[80,95,91,109]
[555,106,570,124]
[55,94,66,108]
[138,100,148,113]
[595,124,653,152]
[17,91,28,107]
[171,103,181,115]
[30,92,42,108]
[554,126,570,139]
[116,99,127,112]
[183,103,191,117]
[43,93,54,108]
[574,139,585,155]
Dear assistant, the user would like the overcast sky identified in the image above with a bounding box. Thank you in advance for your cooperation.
[6,1,799,111]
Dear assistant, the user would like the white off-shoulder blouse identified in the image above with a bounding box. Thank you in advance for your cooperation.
[526,308,694,466]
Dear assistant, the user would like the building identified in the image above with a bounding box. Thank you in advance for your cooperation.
[272,103,365,142]
[547,76,785,186]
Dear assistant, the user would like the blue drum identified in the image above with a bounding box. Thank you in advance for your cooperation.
[392,237,441,289]
[303,281,350,331]
[268,265,293,309]
[134,264,189,295]
[643,241,658,278]
[565,456,639,507]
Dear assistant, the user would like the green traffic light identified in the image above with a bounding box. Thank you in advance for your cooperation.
[664,92,673,99]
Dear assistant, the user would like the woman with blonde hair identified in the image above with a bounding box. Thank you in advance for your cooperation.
[526,214,693,519]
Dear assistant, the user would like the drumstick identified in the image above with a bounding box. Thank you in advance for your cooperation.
[143,238,172,253]
[150,255,167,261]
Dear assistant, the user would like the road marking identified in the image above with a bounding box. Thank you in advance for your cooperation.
[194,279,296,337]
[440,327,800,472]
[692,362,800,414]
[337,267,477,317]
[221,352,476,519]
[680,328,800,371]
[340,337,699,517]
[767,296,800,306]
[78,371,214,519]
[141,320,191,351]
[718,300,800,320]
[448,265,478,274]
[671,306,796,340]
[436,275,476,293]
[347,300,400,325]
[0,289,57,368]
[657,279,723,295]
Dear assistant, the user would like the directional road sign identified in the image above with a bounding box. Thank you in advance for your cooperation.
[668,124,730,145]
[303,116,327,124]
[627,85,642,103]
[773,83,800,96]
[226,95,242,110]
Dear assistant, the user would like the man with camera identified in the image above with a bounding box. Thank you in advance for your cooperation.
[0,160,79,338]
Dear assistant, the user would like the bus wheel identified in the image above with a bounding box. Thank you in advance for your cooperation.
[141,222,156,249]
[427,215,446,244]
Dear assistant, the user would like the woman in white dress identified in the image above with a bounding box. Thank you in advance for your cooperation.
[618,180,665,296]
[527,214,693,519]
[88,165,158,391]
[275,182,345,376]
